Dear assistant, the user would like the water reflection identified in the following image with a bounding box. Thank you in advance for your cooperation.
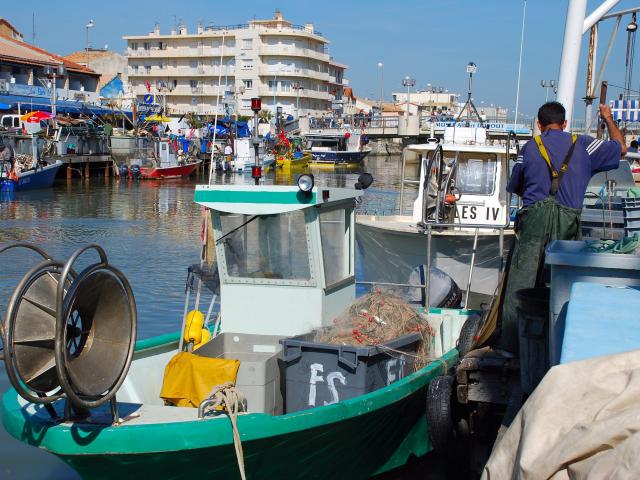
[0,155,407,479]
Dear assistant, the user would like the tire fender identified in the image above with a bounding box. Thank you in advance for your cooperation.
[426,374,454,451]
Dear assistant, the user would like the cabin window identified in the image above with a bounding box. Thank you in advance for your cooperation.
[319,206,351,287]
[219,210,312,282]
[456,152,497,196]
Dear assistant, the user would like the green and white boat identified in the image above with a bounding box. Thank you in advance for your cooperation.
[1,180,474,479]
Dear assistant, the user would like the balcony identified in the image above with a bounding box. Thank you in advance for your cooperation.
[128,66,236,77]
[257,87,331,101]
[258,66,328,81]
[259,45,329,62]
[127,47,236,58]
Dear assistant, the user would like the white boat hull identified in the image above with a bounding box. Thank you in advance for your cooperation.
[356,215,513,298]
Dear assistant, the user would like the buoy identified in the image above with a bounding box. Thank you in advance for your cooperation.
[184,310,204,344]
[194,328,212,351]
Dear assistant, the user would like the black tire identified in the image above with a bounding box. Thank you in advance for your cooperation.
[426,374,454,451]
[457,314,482,357]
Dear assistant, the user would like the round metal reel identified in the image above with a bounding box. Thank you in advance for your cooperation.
[55,263,137,409]
[2,260,72,404]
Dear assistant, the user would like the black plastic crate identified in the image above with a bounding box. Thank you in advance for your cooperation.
[280,331,422,413]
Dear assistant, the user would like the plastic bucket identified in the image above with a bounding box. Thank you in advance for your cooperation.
[515,288,549,394]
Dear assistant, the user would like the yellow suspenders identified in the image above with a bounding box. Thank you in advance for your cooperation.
[534,134,577,178]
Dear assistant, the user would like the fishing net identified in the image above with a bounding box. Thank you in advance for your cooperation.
[314,290,436,369]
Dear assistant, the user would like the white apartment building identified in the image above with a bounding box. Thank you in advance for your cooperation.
[123,10,346,117]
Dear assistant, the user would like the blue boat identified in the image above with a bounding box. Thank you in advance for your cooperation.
[13,161,63,191]
[304,132,371,165]
[1,161,62,192]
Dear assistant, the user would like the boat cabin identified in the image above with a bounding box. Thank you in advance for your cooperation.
[194,184,361,337]
[304,132,363,153]
[407,127,516,229]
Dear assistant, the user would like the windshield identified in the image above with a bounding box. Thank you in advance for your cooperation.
[456,152,497,195]
[218,210,312,282]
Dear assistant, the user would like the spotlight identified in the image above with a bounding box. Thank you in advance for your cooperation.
[297,174,314,193]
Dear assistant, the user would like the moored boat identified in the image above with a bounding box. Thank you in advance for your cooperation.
[1,178,476,479]
[124,137,200,179]
[304,131,371,165]
[356,127,517,302]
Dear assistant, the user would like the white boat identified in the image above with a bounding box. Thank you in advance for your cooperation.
[356,126,517,302]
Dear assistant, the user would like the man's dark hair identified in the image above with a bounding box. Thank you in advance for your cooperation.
[537,101,566,127]
[631,140,638,148]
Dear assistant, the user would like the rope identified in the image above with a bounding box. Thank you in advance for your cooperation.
[203,382,247,480]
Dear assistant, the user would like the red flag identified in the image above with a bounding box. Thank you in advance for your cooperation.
[145,81,151,92]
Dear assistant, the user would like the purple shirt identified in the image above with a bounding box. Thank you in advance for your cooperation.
[507,129,621,209]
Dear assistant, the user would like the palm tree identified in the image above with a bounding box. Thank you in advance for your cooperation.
[258,110,272,124]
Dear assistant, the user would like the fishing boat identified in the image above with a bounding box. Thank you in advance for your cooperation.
[0,134,63,192]
[304,131,371,165]
[0,178,477,479]
[356,126,517,302]
[125,137,200,179]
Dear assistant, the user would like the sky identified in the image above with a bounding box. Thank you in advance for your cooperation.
[6,0,640,120]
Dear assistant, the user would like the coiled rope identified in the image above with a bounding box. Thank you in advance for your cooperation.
[202,382,247,480]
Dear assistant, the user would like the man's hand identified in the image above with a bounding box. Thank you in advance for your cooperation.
[599,103,614,121]
[599,103,627,156]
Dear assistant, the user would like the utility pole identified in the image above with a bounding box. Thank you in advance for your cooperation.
[402,76,415,132]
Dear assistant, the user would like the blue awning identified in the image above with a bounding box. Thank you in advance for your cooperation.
[0,94,132,117]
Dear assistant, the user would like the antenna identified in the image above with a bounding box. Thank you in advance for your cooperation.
[32,12,35,44]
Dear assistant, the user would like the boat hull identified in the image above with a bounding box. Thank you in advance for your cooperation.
[307,149,370,165]
[1,333,458,480]
[13,162,63,191]
[356,215,513,298]
[139,161,201,179]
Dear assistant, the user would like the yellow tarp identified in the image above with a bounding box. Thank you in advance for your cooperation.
[160,352,240,408]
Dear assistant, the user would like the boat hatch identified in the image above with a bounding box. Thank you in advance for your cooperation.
[194,185,361,337]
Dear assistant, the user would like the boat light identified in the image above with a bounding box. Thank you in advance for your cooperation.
[354,173,373,190]
[345,132,351,139]
[251,97,262,113]
[251,165,262,180]
[297,174,314,193]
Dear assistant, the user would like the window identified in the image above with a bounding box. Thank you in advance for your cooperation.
[219,211,312,283]
[158,42,167,50]
[144,65,151,74]
[268,80,276,92]
[143,42,150,51]
[130,42,138,51]
[241,38,253,50]
[190,60,197,69]
[456,153,497,195]
[319,207,352,286]
[190,80,198,88]
[242,79,253,89]
[241,59,253,70]
[280,80,291,93]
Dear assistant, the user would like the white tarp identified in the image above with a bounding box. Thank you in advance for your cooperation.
[482,349,640,480]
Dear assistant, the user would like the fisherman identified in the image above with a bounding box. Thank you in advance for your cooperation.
[500,101,626,353]
[223,141,233,172]
[0,138,16,180]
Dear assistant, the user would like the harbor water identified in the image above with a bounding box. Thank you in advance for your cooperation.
[0,155,426,479]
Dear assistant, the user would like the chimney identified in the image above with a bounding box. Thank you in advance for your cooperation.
[197,22,204,34]
[152,23,160,36]
[179,23,187,35]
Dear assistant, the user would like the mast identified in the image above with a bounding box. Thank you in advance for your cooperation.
[556,0,620,128]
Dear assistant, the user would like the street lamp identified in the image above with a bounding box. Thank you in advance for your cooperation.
[377,62,384,119]
[85,19,94,67]
[540,80,557,102]
[402,76,415,130]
